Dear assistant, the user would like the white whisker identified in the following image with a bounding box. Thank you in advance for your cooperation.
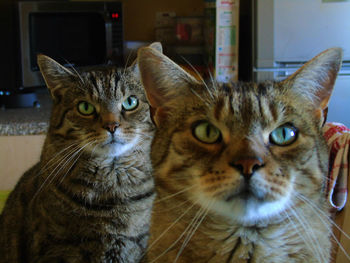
[208,69,216,88]
[36,142,80,177]
[295,193,350,261]
[154,200,191,214]
[296,193,350,240]
[174,200,213,263]
[155,186,195,204]
[189,87,207,104]
[283,211,317,261]
[62,57,85,85]
[58,140,97,185]
[179,55,214,100]
[32,139,95,200]
[288,206,325,262]
[32,143,83,200]
[146,202,198,262]
[123,50,135,75]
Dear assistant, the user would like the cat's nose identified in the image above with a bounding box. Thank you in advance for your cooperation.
[103,122,120,134]
[230,157,264,180]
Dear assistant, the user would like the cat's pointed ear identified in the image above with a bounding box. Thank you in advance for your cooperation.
[37,54,76,98]
[137,46,199,126]
[129,42,163,75]
[283,48,343,122]
[148,42,163,53]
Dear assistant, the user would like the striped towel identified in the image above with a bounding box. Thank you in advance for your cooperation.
[323,122,350,211]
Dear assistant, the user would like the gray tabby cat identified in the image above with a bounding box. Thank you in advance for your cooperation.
[0,42,162,263]
[137,47,343,262]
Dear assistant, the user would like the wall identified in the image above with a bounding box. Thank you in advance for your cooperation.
[0,135,45,190]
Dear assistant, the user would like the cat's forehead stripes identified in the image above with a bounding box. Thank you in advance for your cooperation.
[83,69,122,101]
[210,82,283,131]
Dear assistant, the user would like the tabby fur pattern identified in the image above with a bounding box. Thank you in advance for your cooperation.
[0,42,162,262]
[137,47,343,263]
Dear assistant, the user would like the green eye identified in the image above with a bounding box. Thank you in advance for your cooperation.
[122,96,139,111]
[77,101,95,116]
[270,124,298,146]
[193,121,221,144]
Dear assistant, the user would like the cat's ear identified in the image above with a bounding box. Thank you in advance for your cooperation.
[37,54,76,99]
[137,46,199,126]
[129,42,163,75]
[283,48,343,122]
[148,42,163,53]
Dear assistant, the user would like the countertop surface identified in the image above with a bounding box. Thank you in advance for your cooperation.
[0,89,52,136]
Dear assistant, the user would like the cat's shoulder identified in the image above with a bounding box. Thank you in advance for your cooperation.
[3,163,41,207]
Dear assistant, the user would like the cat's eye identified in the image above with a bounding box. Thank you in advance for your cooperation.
[193,121,221,144]
[77,101,95,116]
[270,124,298,146]
[122,96,139,111]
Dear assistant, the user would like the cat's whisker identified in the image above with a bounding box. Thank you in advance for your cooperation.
[173,206,207,263]
[32,143,84,200]
[62,57,85,86]
[58,140,98,185]
[174,199,213,263]
[295,193,350,240]
[179,55,214,101]
[43,142,91,188]
[295,193,350,261]
[155,185,195,204]
[149,204,201,263]
[283,211,316,261]
[288,206,325,262]
[33,139,96,199]
[207,68,216,88]
[36,142,81,177]
[145,202,198,262]
[123,49,135,75]
[153,199,191,214]
[189,87,207,104]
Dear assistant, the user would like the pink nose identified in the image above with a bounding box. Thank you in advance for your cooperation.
[103,122,119,134]
[230,157,264,179]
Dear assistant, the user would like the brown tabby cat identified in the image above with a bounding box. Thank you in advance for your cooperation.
[137,47,343,262]
[0,43,162,263]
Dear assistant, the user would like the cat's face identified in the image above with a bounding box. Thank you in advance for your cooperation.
[137,47,342,224]
[37,56,154,159]
[154,82,327,223]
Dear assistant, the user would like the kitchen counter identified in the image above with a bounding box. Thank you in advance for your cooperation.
[0,89,51,136]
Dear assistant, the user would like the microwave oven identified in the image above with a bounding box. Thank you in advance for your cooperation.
[1,1,123,108]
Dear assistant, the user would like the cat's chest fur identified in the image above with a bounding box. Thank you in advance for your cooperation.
[148,203,329,263]
[203,218,325,263]
[24,153,154,261]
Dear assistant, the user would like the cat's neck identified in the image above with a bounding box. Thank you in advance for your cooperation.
[149,188,329,262]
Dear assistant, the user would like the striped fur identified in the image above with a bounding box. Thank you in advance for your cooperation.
[0,47,158,262]
[137,48,343,262]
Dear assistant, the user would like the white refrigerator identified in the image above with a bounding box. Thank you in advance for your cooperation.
[253,0,350,126]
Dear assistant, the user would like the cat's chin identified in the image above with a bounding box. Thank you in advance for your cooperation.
[230,197,290,224]
[197,192,291,225]
[92,137,140,158]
